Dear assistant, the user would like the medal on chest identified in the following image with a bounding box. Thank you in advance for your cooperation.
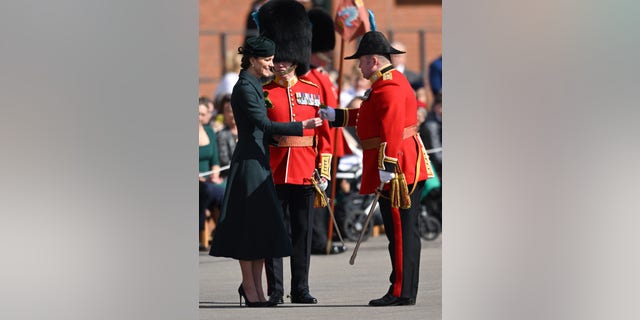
[295,92,320,106]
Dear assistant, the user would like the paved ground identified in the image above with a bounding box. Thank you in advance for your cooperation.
[199,234,442,320]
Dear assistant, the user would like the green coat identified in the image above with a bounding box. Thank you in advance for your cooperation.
[210,70,303,260]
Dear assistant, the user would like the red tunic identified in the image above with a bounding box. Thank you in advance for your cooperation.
[264,76,332,185]
[333,65,434,194]
[303,67,351,160]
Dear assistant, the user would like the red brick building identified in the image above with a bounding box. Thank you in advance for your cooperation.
[200,0,441,103]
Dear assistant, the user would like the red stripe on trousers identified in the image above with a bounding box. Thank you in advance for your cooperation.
[391,207,403,296]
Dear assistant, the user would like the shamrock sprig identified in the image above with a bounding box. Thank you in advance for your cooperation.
[263,91,273,109]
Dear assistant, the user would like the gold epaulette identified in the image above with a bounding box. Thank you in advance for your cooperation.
[369,64,395,83]
[299,78,319,88]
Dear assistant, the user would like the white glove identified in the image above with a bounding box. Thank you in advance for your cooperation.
[319,107,335,121]
[379,170,395,183]
[318,177,328,191]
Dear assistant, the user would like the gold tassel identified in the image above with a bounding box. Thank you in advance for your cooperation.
[390,177,401,209]
[396,171,411,209]
[314,191,327,208]
[310,176,328,208]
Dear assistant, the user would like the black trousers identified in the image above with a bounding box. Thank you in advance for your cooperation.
[378,181,424,299]
[311,180,333,251]
[311,206,329,251]
[265,184,315,296]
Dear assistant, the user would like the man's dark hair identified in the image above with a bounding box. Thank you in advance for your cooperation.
[199,96,212,106]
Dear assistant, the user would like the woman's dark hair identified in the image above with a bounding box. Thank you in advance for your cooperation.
[240,55,252,70]
[214,93,232,115]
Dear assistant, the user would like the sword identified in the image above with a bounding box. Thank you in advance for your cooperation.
[349,182,385,266]
[312,169,346,251]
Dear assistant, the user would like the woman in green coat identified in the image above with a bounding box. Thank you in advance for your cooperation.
[209,36,323,307]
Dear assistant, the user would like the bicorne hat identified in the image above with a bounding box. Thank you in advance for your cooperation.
[308,7,335,53]
[344,31,405,60]
[258,0,312,76]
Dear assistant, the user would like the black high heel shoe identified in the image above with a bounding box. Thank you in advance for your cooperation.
[238,285,275,307]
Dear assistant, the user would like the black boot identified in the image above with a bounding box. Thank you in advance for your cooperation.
[268,293,284,304]
[290,291,318,304]
[368,293,415,306]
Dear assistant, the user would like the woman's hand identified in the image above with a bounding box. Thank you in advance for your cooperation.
[302,117,323,129]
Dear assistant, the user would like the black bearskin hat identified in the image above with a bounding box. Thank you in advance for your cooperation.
[308,7,335,53]
[258,0,312,76]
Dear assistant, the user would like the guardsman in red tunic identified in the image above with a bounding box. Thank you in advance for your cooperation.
[258,0,331,305]
[320,31,434,307]
[263,65,332,305]
[304,7,349,255]
[264,72,332,186]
